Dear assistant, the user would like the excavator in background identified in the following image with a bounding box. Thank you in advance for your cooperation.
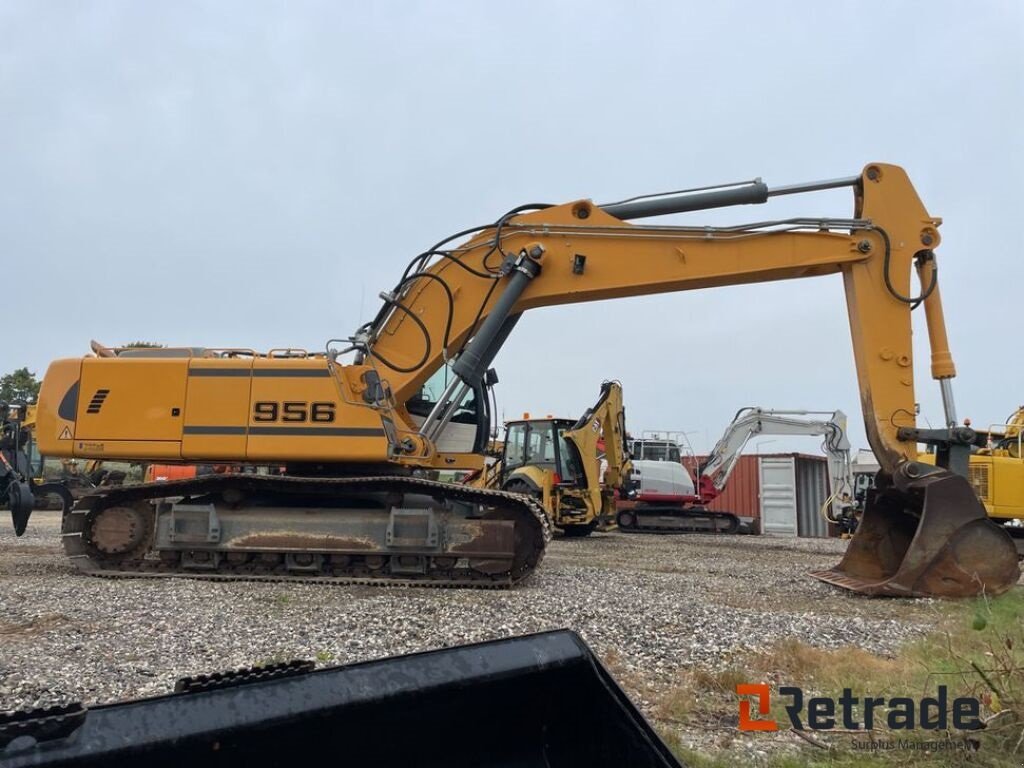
[919,406,1024,554]
[618,408,860,534]
[22,162,1020,597]
[1,403,73,534]
[474,380,633,537]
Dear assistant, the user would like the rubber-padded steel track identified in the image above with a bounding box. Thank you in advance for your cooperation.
[61,474,550,589]
[617,506,740,535]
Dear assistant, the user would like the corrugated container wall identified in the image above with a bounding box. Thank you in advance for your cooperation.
[690,455,761,520]
[691,452,835,537]
[794,455,831,538]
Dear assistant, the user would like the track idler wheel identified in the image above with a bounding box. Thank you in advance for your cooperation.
[8,480,34,536]
[809,466,1020,598]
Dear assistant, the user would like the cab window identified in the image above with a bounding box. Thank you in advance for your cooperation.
[557,428,581,483]
[527,422,558,464]
[504,423,528,470]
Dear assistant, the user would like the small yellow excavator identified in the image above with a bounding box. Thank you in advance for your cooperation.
[23,162,1021,597]
[472,381,633,537]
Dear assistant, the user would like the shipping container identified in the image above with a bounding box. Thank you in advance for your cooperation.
[760,456,798,535]
[689,454,762,520]
[795,455,831,538]
[692,452,834,537]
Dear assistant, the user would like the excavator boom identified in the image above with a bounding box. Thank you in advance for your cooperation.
[31,163,1020,596]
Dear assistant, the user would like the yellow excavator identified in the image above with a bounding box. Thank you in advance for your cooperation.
[975,408,1024,524]
[22,162,1020,596]
[474,380,632,537]
[919,406,1024,554]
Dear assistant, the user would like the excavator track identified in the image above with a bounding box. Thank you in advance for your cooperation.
[616,506,741,535]
[60,474,550,589]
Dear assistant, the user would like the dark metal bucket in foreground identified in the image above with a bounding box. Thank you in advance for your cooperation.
[810,470,1020,597]
[0,630,682,768]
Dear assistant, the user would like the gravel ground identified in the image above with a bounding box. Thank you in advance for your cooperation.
[0,511,947,755]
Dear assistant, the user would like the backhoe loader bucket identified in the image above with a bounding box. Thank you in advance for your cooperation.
[0,630,682,768]
[810,469,1020,597]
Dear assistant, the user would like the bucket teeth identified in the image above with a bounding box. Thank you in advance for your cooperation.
[810,471,1020,598]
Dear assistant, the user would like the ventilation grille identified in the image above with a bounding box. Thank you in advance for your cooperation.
[86,389,110,414]
[968,464,990,502]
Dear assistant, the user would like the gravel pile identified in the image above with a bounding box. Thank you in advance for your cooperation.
[1,512,942,716]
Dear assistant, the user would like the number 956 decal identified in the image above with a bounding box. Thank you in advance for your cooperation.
[252,401,336,423]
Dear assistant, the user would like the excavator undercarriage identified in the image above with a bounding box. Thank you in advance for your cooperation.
[616,505,742,534]
[60,474,549,588]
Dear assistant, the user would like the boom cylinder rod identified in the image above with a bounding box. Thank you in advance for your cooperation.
[766,175,862,198]
[602,175,860,221]
[940,380,958,429]
[419,378,471,443]
[916,256,959,427]
[419,252,540,442]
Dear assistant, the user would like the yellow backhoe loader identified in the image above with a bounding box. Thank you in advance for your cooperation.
[475,380,632,537]
[22,162,1020,596]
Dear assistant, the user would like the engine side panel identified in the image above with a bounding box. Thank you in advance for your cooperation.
[37,356,392,464]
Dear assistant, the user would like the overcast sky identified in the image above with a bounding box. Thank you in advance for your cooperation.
[3,1,1021,457]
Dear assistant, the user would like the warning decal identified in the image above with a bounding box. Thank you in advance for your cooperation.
[59,427,73,440]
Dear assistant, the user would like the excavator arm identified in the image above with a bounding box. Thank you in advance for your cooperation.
[698,408,854,522]
[561,380,632,494]
[356,162,1018,596]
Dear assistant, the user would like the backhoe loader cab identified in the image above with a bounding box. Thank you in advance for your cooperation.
[498,417,600,534]
[501,418,583,488]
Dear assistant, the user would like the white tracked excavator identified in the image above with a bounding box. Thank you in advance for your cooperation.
[618,408,862,534]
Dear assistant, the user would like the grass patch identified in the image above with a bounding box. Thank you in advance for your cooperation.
[653,587,1024,767]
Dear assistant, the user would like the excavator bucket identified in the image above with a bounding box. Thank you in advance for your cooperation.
[0,630,682,768]
[810,470,1020,597]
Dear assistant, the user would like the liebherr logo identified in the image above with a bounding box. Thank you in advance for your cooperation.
[737,684,981,732]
